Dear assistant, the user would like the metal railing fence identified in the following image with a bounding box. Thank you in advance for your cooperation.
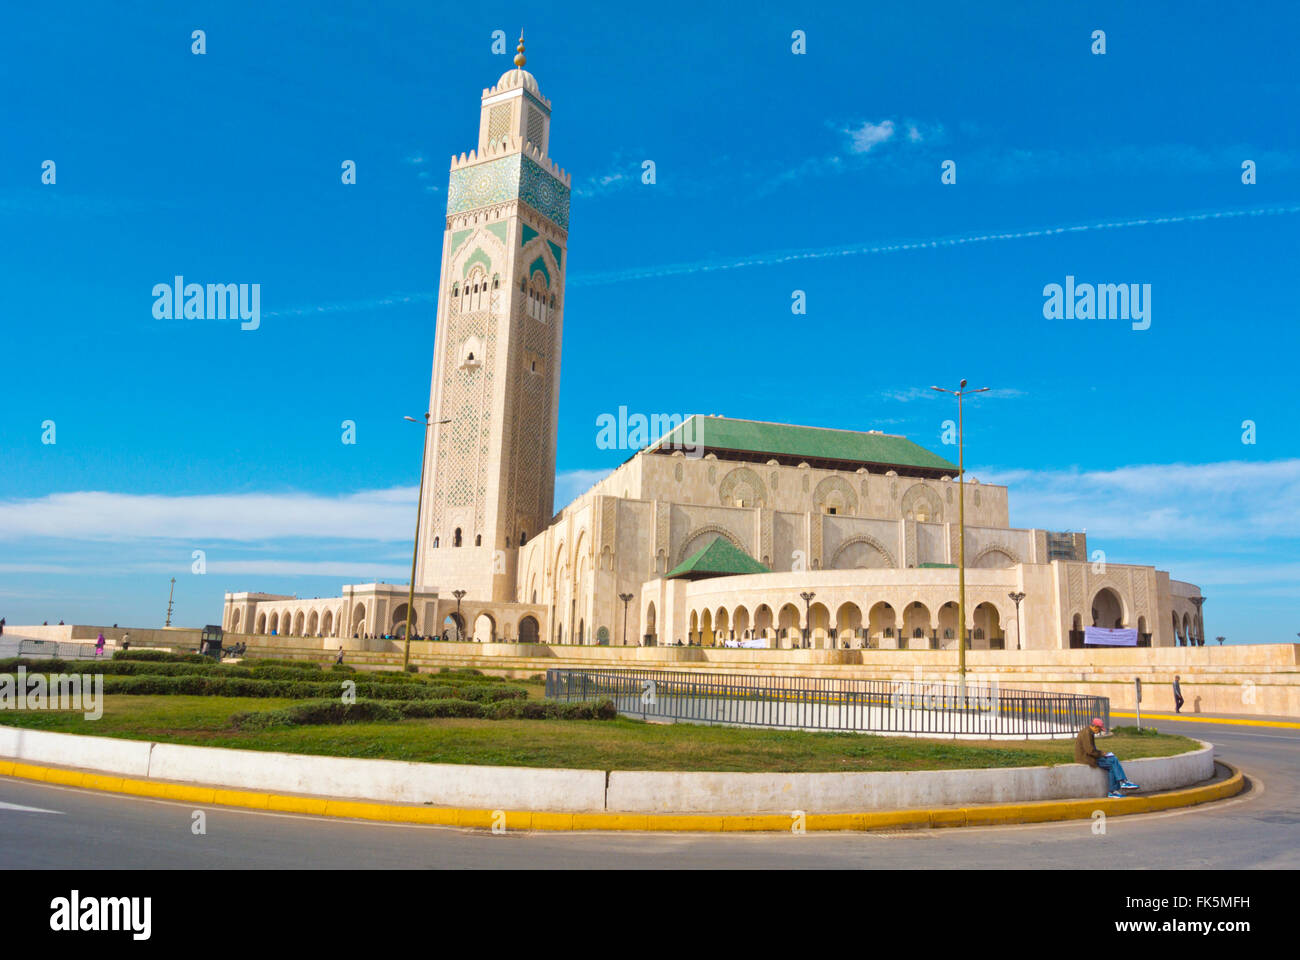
[546,667,1108,738]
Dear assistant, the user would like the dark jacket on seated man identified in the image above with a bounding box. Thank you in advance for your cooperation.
[1074,724,1104,767]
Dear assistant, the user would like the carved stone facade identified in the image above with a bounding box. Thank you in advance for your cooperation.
[223,54,1203,654]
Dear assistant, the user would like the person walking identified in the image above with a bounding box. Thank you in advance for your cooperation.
[1075,718,1140,798]
[1173,674,1184,714]
[95,632,105,657]
[335,646,345,665]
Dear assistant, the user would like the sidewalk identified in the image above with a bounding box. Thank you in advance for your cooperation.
[1110,709,1300,729]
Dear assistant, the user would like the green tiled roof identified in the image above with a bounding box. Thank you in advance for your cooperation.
[667,537,770,580]
[653,416,957,472]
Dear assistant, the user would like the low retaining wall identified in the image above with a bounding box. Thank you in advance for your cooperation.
[0,727,601,813]
[0,727,1213,815]
[607,744,1215,813]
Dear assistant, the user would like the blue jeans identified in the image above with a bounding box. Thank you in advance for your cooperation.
[1097,755,1128,792]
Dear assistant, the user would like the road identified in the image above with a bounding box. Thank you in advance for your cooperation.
[0,715,1295,868]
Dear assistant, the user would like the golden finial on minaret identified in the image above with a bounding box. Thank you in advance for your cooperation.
[514,30,526,68]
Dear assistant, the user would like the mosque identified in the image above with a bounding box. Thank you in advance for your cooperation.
[222,41,1206,653]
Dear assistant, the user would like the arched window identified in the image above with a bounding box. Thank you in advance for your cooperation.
[528,273,549,322]
[454,528,463,547]
[519,531,527,545]
[475,534,482,546]
[451,283,459,298]
[464,267,487,311]
[492,274,499,289]
[433,536,439,548]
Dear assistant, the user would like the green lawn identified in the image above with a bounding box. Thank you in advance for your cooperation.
[0,694,1199,773]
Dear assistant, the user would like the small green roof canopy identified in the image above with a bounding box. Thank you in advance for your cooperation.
[650,415,957,477]
[667,537,771,580]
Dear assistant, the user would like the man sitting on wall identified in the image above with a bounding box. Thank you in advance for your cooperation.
[1075,718,1140,798]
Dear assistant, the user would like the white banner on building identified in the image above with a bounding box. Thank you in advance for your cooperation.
[1084,626,1138,646]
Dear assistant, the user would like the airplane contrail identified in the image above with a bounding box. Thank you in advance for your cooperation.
[265,203,1300,316]
[566,203,1300,287]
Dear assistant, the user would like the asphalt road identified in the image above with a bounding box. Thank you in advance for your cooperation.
[0,715,1295,869]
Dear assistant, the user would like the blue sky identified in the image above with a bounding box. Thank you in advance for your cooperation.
[1,1,1297,641]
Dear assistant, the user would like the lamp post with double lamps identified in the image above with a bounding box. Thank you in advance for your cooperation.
[1008,591,1025,650]
[452,589,468,641]
[800,591,816,649]
[931,379,990,706]
[619,592,635,645]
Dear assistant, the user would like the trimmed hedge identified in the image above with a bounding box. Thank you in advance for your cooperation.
[487,698,617,721]
[230,699,403,729]
[96,673,528,702]
[246,658,322,670]
[1,656,527,702]
[228,696,618,728]
[112,650,207,663]
[434,668,505,683]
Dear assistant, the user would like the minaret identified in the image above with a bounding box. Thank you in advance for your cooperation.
[416,34,571,602]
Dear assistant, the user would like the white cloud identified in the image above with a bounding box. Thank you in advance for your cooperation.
[980,459,1300,543]
[845,120,895,154]
[553,469,614,511]
[0,488,417,542]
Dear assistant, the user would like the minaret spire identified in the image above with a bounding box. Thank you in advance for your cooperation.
[514,31,526,68]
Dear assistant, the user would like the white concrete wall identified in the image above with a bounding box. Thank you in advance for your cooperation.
[605,742,1214,813]
[0,727,154,777]
[145,744,605,812]
[2,729,1212,815]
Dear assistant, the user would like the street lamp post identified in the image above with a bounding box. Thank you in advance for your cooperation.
[619,592,634,645]
[453,589,467,642]
[1008,591,1025,650]
[402,413,452,670]
[800,591,816,649]
[932,379,990,705]
[1191,596,1205,647]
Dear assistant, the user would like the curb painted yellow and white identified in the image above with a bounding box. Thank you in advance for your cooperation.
[0,757,1244,833]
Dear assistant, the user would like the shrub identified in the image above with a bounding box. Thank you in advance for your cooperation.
[394,699,488,719]
[250,658,322,670]
[404,664,419,673]
[230,699,402,729]
[227,695,617,727]
[112,650,207,663]
[489,698,616,721]
[1112,725,1161,736]
[0,657,72,672]
[329,663,356,674]
[91,671,529,703]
